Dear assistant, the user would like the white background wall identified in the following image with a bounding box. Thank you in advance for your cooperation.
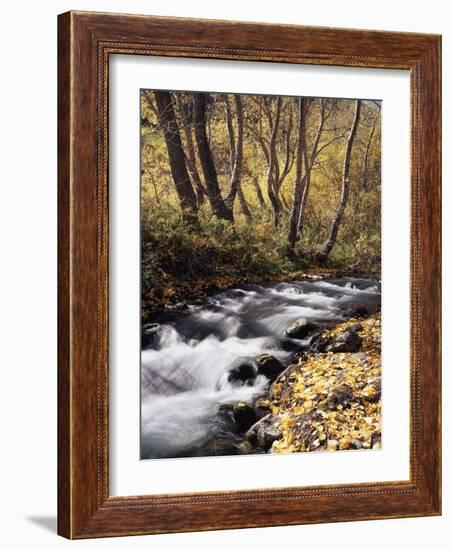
[0,1,449,548]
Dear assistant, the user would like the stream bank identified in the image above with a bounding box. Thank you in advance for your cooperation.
[141,275,381,459]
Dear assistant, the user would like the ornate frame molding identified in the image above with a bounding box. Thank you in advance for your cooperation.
[58,11,441,538]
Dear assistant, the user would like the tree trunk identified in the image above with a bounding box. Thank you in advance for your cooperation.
[318,100,362,262]
[153,91,199,226]
[193,93,234,222]
[266,97,282,227]
[176,95,206,205]
[223,95,236,172]
[298,99,326,235]
[275,106,295,196]
[362,111,378,191]
[238,187,252,220]
[224,96,245,211]
[288,97,308,251]
[252,176,266,207]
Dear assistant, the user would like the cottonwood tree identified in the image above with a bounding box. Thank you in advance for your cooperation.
[317,99,362,262]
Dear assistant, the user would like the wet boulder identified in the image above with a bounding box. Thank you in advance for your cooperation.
[245,414,282,452]
[217,403,235,424]
[141,323,161,349]
[233,402,257,433]
[227,362,256,385]
[279,337,310,353]
[325,329,362,353]
[254,397,273,420]
[285,318,323,340]
[255,354,285,382]
[348,323,364,333]
[262,337,283,351]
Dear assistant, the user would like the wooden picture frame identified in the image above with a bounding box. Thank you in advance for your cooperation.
[58,10,441,539]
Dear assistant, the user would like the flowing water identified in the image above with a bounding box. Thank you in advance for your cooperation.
[141,276,381,459]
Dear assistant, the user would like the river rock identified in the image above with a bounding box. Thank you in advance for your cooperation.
[371,433,381,449]
[233,402,257,433]
[362,377,381,403]
[255,354,285,382]
[279,337,309,353]
[269,363,301,401]
[141,323,161,349]
[245,414,282,451]
[285,318,323,339]
[217,403,235,424]
[325,329,362,353]
[350,305,370,319]
[203,435,240,456]
[327,384,354,410]
[227,362,256,385]
[348,323,364,333]
[237,440,259,454]
[254,397,273,420]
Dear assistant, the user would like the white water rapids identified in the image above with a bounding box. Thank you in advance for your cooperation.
[141,276,380,459]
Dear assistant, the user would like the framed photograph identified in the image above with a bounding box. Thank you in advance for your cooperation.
[58,11,441,538]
